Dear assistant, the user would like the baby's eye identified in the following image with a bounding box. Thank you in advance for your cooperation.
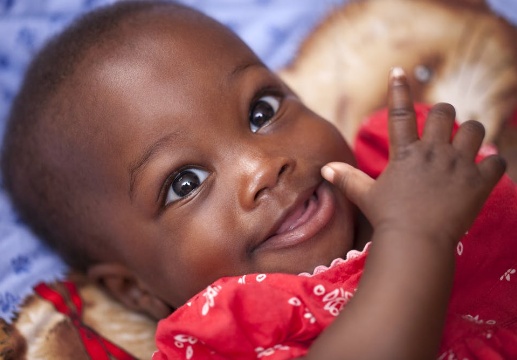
[249,95,281,133]
[165,168,209,205]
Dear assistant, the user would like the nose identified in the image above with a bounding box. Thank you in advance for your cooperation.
[237,144,294,210]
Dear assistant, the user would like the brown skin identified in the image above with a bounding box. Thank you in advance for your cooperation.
[54,10,368,315]
[52,8,505,358]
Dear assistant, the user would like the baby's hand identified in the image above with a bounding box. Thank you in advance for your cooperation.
[314,68,506,359]
[323,67,506,245]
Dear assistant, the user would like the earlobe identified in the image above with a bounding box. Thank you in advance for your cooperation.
[87,263,137,309]
[87,263,172,320]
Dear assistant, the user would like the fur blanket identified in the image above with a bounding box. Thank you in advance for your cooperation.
[0,273,156,359]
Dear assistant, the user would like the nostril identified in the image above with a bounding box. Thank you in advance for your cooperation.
[279,164,288,176]
[254,188,265,202]
[254,165,288,202]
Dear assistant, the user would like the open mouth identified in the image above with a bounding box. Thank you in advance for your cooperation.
[275,191,318,235]
[255,181,336,252]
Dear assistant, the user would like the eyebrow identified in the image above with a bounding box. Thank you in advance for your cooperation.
[128,132,179,200]
[230,59,265,79]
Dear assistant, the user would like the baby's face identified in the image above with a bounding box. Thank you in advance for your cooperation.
[73,11,357,307]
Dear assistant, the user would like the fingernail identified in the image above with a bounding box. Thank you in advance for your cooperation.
[390,67,406,84]
[321,165,336,182]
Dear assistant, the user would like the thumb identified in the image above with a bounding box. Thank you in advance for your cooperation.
[321,162,374,213]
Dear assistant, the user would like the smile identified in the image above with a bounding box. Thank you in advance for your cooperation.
[256,181,336,252]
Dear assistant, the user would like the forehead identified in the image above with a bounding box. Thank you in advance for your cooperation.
[91,7,257,79]
[66,7,262,145]
[83,8,258,108]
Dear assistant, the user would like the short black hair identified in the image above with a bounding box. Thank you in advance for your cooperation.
[1,0,193,271]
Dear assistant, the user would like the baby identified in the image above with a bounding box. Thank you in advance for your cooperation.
[1,1,516,359]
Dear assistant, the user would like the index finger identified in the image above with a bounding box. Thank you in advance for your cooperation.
[388,67,418,156]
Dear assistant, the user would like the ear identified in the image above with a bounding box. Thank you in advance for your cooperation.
[87,263,172,320]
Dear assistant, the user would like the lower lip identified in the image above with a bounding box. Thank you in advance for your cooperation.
[256,182,336,252]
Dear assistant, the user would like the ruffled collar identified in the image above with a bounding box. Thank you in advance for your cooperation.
[298,242,371,277]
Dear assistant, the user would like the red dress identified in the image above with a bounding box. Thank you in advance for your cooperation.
[153,105,517,360]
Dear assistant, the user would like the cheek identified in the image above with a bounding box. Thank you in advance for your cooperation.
[148,204,244,306]
[295,115,354,165]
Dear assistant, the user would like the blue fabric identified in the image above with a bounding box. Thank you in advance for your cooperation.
[490,0,517,24]
[0,0,516,322]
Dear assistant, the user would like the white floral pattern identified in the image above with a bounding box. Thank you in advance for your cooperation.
[288,296,316,324]
[500,268,516,281]
[456,241,464,256]
[312,284,353,316]
[437,349,461,360]
[201,285,222,316]
[255,344,290,358]
[462,314,496,325]
[288,297,301,306]
[303,308,316,324]
[174,334,198,360]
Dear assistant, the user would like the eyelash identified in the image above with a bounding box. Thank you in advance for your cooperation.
[252,85,283,101]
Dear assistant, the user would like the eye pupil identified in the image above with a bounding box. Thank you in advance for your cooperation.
[249,94,281,133]
[251,100,275,128]
[173,171,200,197]
[166,167,209,205]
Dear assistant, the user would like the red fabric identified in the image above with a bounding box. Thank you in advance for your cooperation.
[509,108,517,128]
[154,104,517,360]
[34,281,137,360]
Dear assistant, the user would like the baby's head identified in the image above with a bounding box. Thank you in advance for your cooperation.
[2,1,360,316]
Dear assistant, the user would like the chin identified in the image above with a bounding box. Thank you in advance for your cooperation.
[262,228,355,276]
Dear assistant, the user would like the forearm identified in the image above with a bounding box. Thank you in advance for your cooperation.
[306,229,456,360]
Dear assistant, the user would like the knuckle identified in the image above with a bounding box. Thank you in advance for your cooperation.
[389,107,413,121]
[392,145,412,161]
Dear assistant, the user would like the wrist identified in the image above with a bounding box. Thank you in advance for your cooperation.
[373,221,462,251]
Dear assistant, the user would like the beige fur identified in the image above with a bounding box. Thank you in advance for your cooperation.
[0,273,157,360]
[279,0,517,145]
